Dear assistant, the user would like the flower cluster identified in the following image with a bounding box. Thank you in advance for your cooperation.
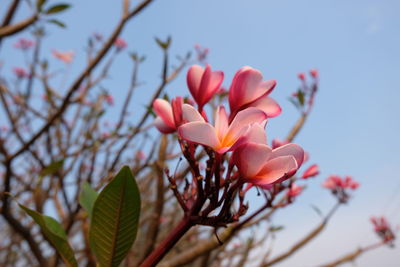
[154,64,304,191]
[370,216,396,245]
[13,38,35,50]
[323,175,359,203]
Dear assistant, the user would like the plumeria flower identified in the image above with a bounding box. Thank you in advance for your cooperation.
[153,97,183,134]
[233,141,304,187]
[228,66,281,120]
[187,64,223,111]
[302,164,319,179]
[178,104,268,154]
[52,50,75,63]
[370,216,396,244]
[13,38,35,50]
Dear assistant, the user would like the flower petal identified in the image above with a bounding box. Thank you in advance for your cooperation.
[215,106,229,141]
[182,104,205,122]
[154,116,175,134]
[223,107,268,147]
[252,156,298,185]
[153,99,175,129]
[234,143,272,178]
[271,143,304,167]
[178,122,220,149]
[249,96,281,118]
[187,65,204,100]
[244,123,267,144]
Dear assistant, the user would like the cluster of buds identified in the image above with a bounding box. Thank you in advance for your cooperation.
[194,44,209,64]
[13,67,30,79]
[323,175,359,203]
[13,38,35,50]
[290,69,319,113]
[153,64,305,226]
[370,216,396,246]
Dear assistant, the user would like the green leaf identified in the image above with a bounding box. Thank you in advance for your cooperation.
[269,225,284,232]
[155,36,171,50]
[79,182,98,218]
[45,3,71,14]
[89,166,141,267]
[47,19,66,28]
[19,205,77,267]
[40,160,64,177]
[36,0,47,11]
[297,89,305,106]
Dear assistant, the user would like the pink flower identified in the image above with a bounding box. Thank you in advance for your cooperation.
[187,64,224,111]
[13,38,35,50]
[310,69,318,78]
[233,141,304,186]
[114,38,127,50]
[271,138,289,149]
[52,50,75,63]
[370,216,395,243]
[153,97,183,134]
[228,66,281,120]
[287,184,303,198]
[178,105,268,154]
[302,164,319,179]
[323,175,359,190]
[13,67,29,79]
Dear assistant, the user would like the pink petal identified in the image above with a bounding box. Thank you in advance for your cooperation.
[271,143,304,168]
[171,97,184,126]
[153,99,175,129]
[154,117,175,133]
[302,164,319,179]
[178,122,220,149]
[187,65,204,100]
[223,107,268,147]
[234,143,272,178]
[244,123,267,144]
[197,65,224,108]
[249,96,281,118]
[182,104,205,122]
[215,106,229,141]
[229,67,263,112]
[252,156,298,185]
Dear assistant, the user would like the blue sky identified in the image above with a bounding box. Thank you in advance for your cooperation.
[2,0,400,265]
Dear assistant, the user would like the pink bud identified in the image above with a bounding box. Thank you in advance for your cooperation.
[298,73,306,81]
[52,50,75,63]
[302,164,319,179]
[114,38,127,50]
[310,69,318,78]
[135,150,146,161]
[13,38,35,50]
[287,184,303,198]
[187,64,224,111]
[13,67,29,79]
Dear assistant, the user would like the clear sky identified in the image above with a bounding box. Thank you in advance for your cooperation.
[2,0,400,266]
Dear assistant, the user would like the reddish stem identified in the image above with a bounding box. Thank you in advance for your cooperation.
[139,216,193,267]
